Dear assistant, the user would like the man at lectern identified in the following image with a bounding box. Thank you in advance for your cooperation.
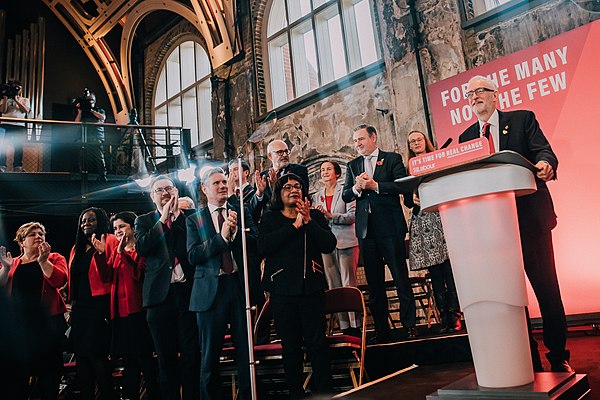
[459,75,572,373]
[342,124,417,343]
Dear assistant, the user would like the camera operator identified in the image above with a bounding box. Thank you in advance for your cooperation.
[0,79,31,173]
[74,89,107,181]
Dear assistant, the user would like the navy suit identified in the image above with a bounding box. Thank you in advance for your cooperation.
[186,202,258,400]
[459,109,569,366]
[135,209,200,400]
[342,150,416,337]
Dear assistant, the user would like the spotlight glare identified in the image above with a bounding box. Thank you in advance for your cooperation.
[178,166,196,183]
[135,176,152,188]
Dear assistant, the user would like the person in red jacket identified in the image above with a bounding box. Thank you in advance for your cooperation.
[0,221,68,400]
[99,211,159,400]
[68,207,118,400]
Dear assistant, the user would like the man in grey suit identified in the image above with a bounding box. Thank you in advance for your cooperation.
[135,175,200,400]
[187,167,258,400]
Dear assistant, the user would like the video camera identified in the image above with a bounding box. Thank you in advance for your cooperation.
[0,81,22,99]
[74,87,94,111]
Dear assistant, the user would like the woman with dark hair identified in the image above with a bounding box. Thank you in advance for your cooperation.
[0,222,67,399]
[103,211,159,400]
[406,131,462,333]
[311,161,361,337]
[68,207,118,400]
[258,173,337,399]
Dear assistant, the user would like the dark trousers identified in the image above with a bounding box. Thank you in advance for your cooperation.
[121,353,160,400]
[0,124,26,168]
[428,260,460,322]
[521,231,569,362]
[360,219,416,336]
[196,273,250,400]
[76,355,114,400]
[271,291,331,399]
[146,284,200,400]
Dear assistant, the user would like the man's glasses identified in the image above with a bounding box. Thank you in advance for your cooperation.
[272,149,290,156]
[282,183,302,191]
[465,87,495,99]
[154,185,176,194]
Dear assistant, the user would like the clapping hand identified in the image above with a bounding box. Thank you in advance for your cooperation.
[117,234,128,254]
[315,205,332,220]
[296,197,311,224]
[37,242,51,264]
[255,171,267,196]
[0,246,13,269]
[268,168,279,188]
[221,210,238,241]
[91,233,107,254]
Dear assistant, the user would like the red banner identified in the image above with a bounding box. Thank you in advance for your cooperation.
[427,20,600,317]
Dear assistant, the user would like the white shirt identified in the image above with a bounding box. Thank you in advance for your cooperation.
[478,109,500,153]
[352,148,380,196]
[207,203,238,274]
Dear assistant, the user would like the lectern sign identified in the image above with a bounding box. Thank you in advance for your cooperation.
[408,138,490,176]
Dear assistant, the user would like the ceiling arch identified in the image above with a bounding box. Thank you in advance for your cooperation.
[42,0,238,124]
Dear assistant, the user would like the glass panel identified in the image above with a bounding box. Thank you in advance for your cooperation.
[155,67,167,106]
[291,20,319,96]
[267,0,288,36]
[471,0,512,18]
[313,0,334,8]
[168,97,182,155]
[166,47,181,98]
[268,34,294,108]
[182,88,199,148]
[287,0,311,23]
[195,43,211,79]
[315,5,347,84]
[154,105,168,159]
[353,0,378,66]
[180,41,196,90]
[198,81,213,144]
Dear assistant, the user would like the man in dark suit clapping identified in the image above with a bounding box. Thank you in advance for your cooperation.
[135,175,200,400]
[459,75,572,373]
[342,124,416,343]
[187,167,258,400]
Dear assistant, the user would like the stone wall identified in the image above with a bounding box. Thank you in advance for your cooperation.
[139,0,600,187]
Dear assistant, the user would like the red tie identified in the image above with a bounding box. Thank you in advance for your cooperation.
[217,208,234,274]
[482,122,495,153]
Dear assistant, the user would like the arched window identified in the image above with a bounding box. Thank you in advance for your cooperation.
[154,41,213,151]
[264,0,381,109]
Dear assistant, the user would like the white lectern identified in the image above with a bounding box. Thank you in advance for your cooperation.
[397,152,590,399]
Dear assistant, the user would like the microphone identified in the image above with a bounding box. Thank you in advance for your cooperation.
[440,137,453,149]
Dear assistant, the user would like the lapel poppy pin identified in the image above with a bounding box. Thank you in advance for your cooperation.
[320,195,325,202]
[376,158,384,166]
[502,125,509,135]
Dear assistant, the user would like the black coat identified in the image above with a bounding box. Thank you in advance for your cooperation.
[459,110,558,236]
[258,209,336,296]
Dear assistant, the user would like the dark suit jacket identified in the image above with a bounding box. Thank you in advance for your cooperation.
[342,150,411,239]
[186,202,258,312]
[459,110,558,236]
[256,163,310,214]
[228,184,262,225]
[135,209,195,308]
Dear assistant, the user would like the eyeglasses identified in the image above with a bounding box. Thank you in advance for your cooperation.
[282,183,302,191]
[154,185,176,194]
[465,87,495,99]
[409,137,425,145]
[272,149,290,156]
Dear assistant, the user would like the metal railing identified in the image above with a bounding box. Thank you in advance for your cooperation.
[0,116,191,178]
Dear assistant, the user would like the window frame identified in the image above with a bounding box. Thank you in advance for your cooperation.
[152,37,213,150]
[261,0,382,113]
[459,0,546,29]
